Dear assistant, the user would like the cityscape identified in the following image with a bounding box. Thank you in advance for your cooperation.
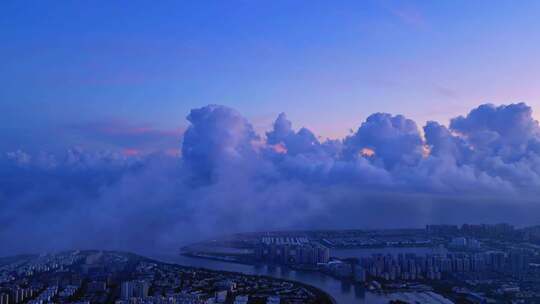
[182,223,540,303]
[4,1,540,304]
[2,223,540,303]
[0,250,331,304]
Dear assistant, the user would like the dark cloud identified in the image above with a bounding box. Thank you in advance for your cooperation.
[2,103,540,256]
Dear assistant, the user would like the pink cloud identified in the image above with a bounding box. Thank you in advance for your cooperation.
[122,148,141,156]
[66,119,184,154]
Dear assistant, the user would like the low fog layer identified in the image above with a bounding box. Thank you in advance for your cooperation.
[2,103,540,255]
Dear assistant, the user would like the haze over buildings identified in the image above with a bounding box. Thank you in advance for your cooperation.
[3,102,540,255]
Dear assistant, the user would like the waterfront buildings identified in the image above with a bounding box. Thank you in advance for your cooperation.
[0,251,328,304]
[254,243,329,265]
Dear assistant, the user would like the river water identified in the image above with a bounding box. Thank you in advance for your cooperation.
[150,247,447,304]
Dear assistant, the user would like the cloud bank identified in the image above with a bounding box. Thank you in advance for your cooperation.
[2,103,540,255]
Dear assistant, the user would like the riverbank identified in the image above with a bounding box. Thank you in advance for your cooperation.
[151,252,393,304]
[182,251,370,287]
[149,253,336,303]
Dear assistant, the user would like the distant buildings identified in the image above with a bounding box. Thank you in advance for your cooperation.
[266,296,280,304]
[427,223,516,238]
[261,236,309,246]
[121,280,149,300]
[348,249,532,282]
[115,294,206,304]
[1,251,328,304]
[508,249,529,274]
[213,280,236,293]
[27,286,57,304]
[254,242,330,265]
[353,264,367,282]
[426,225,459,235]
[327,261,353,279]
[59,285,79,298]
[449,237,481,249]
[232,295,248,304]
[214,290,227,303]
[0,293,9,304]
[87,281,107,293]
[522,225,540,242]
[1,288,35,304]
[461,223,515,238]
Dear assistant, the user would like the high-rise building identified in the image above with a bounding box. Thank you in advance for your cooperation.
[120,282,133,300]
[255,239,330,266]
[353,265,366,282]
[11,289,26,304]
[316,246,330,264]
[266,296,280,304]
[0,293,9,304]
[449,237,467,247]
[488,251,506,271]
[233,295,248,304]
[509,249,529,274]
[215,290,227,303]
[121,280,149,299]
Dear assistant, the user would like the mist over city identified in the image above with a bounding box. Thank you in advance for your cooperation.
[3,102,540,256]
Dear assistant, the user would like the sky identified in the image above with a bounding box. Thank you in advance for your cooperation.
[3,1,540,255]
[3,0,540,154]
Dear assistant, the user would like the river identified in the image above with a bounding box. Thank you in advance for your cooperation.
[150,246,447,304]
[151,252,386,303]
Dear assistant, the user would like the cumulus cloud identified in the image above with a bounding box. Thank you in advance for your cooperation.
[450,103,540,156]
[266,113,322,156]
[182,105,260,182]
[343,113,424,169]
[2,103,540,256]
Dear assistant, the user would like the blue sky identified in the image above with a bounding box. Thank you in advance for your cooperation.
[2,0,540,152]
